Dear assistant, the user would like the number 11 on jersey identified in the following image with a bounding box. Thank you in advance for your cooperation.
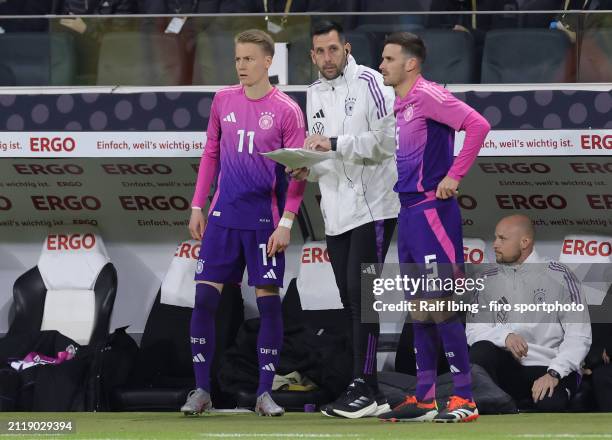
[237,129,254,154]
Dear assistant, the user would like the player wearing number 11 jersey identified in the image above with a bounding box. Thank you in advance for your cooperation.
[182,29,306,417]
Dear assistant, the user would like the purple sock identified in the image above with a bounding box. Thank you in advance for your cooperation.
[437,317,473,400]
[190,283,221,392]
[413,322,439,402]
[256,295,283,397]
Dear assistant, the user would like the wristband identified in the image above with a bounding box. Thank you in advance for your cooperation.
[278,217,293,229]
[192,206,202,210]
[330,137,338,151]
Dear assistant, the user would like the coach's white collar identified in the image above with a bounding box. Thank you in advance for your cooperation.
[318,55,358,90]
[523,249,544,264]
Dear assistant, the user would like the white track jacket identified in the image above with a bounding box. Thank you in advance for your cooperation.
[466,251,592,378]
[306,55,400,236]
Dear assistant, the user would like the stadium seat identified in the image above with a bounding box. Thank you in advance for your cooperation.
[112,240,244,411]
[8,230,116,346]
[353,23,424,34]
[354,0,426,33]
[416,29,475,84]
[97,32,187,86]
[295,241,342,311]
[463,237,488,264]
[193,31,237,85]
[578,30,612,82]
[481,29,573,83]
[558,234,611,412]
[286,35,318,85]
[0,33,75,86]
[345,31,377,71]
[0,64,16,86]
[558,234,611,305]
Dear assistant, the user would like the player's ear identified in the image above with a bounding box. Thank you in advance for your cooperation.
[405,56,417,73]
[264,55,273,69]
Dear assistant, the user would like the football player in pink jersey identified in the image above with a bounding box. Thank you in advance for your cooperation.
[378,32,490,423]
[181,29,306,417]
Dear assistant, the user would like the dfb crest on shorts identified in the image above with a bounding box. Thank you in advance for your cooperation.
[533,288,546,304]
[345,97,356,116]
[259,111,274,130]
[312,121,325,134]
[196,259,204,274]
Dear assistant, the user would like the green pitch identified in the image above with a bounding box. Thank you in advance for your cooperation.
[1,412,611,440]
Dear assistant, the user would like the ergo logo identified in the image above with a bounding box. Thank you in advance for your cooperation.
[47,233,96,250]
[30,137,76,152]
[175,242,201,260]
[562,239,611,257]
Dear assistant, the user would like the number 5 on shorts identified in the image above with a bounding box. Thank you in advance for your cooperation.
[425,254,438,280]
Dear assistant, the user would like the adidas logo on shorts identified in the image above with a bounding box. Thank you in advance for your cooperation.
[262,363,276,372]
[193,353,206,363]
[362,264,376,275]
[263,269,277,280]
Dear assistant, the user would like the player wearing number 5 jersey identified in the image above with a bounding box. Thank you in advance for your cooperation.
[182,29,306,417]
[378,32,490,423]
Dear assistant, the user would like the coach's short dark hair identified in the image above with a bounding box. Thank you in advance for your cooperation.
[384,32,426,63]
[311,20,345,44]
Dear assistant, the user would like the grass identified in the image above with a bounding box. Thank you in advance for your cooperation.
[1,412,611,440]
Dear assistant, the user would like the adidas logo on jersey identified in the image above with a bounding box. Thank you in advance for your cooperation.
[193,353,206,363]
[450,365,460,373]
[262,363,276,372]
[263,269,277,280]
[313,109,325,119]
[362,264,376,275]
[223,112,236,123]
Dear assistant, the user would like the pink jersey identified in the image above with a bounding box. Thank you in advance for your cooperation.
[192,85,306,229]
[394,75,489,205]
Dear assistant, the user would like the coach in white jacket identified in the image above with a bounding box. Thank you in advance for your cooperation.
[466,214,591,411]
[291,21,399,418]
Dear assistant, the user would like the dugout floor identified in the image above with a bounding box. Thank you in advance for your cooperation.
[1,412,611,440]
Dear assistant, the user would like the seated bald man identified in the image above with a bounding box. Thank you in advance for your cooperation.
[466,214,591,411]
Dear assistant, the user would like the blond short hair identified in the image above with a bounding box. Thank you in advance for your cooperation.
[235,29,275,57]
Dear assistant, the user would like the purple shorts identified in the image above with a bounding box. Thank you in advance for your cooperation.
[195,223,285,287]
[398,198,464,298]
